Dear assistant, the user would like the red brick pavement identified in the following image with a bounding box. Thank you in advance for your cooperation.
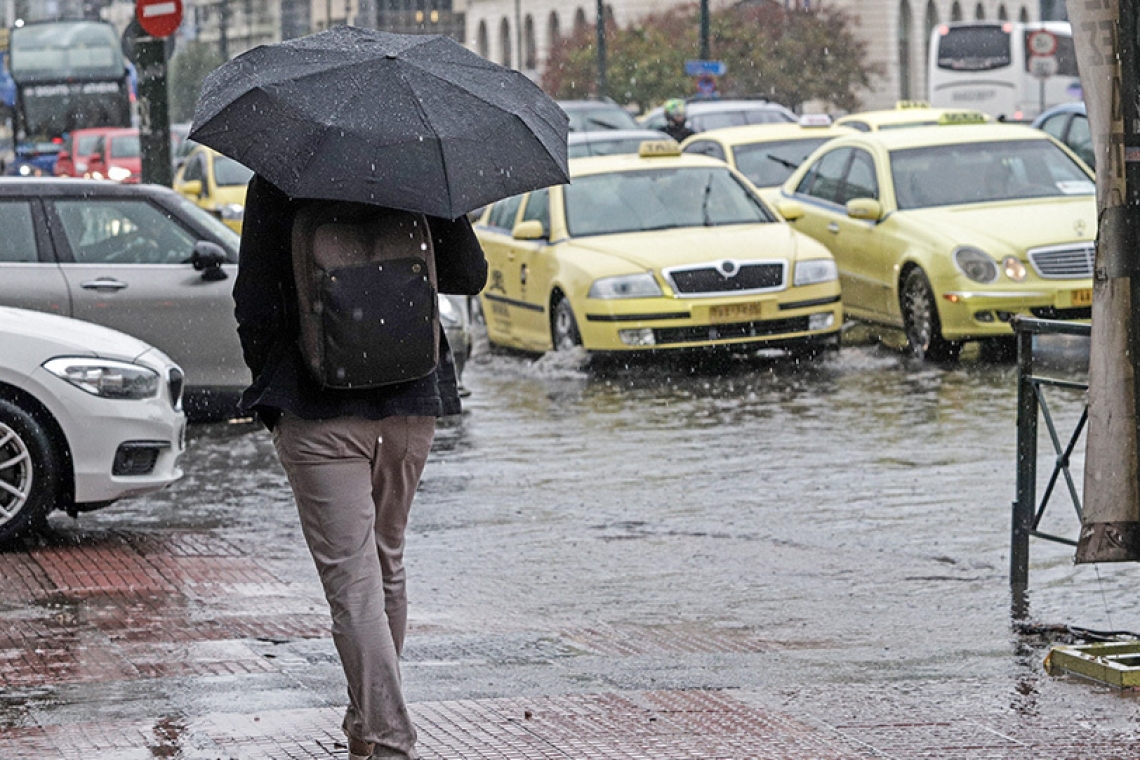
[2,530,1138,759]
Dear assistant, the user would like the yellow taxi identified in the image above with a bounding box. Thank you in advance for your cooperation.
[680,116,856,202]
[474,141,842,356]
[172,145,253,233]
[834,100,995,133]
[771,120,1095,360]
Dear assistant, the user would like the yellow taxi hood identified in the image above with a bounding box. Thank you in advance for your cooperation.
[567,223,816,271]
[901,196,1096,254]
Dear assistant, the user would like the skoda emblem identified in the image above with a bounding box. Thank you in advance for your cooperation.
[718,260,739,278]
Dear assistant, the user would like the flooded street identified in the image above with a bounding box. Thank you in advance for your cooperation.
[6,327,1140,758]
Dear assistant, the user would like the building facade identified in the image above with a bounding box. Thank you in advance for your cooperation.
[460,0,1063,111]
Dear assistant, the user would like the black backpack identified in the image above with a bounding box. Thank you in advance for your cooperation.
[291,201,439,389]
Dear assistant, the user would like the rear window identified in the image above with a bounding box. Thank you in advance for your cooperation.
[937,26,1011,71]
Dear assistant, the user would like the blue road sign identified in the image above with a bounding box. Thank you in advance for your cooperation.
[684,59,727,77]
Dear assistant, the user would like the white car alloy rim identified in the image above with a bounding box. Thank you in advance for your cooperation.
[0,422,32,526]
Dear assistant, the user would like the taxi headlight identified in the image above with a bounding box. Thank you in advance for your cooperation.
[794,259,838,286]
[107,165,132,182]
[43,357,160,399]
[1002,256,1028,282]
[588,272,662,299]
[218,203,245,221]
[954,247,999,283]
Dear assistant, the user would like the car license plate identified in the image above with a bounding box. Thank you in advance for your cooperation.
[1070,288,1092,307]
[709,302,763,322]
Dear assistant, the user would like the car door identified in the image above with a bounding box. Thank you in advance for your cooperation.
[790,146,882,318]
[44,195,244,391]
[0,198,71,313]
[510,188,555,349]
[834,149,891,318]
[477,194,525,347]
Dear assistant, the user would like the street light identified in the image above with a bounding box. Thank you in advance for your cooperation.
[596,0,605,97]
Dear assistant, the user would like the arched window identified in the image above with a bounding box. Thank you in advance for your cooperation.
[548,11,561,55]
[477,20,488,59]
[951,1,963,20]
[899,0,913,100]
[998,5,1008,19]
[524,14,536,70]
[974,2,985,19]
[574,7,588,36]
[1018,6,1029,22]
[499,18,511,67]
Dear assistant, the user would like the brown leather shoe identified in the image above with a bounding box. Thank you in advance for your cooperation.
[348,736,374,760]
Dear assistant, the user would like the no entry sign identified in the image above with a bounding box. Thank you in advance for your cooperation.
[137,0,183,38]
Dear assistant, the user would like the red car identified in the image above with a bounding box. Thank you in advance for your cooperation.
[84,128,141,183]
[54,127,119,178]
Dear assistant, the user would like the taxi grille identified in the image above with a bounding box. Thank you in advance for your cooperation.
[1028,243,1095,280]
[666,261,785,295]
[655,316,809,345]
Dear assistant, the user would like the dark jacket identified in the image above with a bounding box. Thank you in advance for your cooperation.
[233,175,488,429]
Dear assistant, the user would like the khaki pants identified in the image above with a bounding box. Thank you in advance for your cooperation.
[273,413,435,760]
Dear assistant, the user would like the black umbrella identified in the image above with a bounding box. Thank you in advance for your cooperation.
[188,26,569,219]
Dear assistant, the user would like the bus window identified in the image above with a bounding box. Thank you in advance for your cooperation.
[937,25,1011,71]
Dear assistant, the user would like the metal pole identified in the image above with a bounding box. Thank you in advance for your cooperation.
[595,0,605,97]
[699,0,709,61]
[1011,319,1037,593]
[1121,0,1140,512]
[134,30,172,187]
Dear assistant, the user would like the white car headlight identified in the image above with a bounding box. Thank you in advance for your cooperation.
[588,272,662,299]
[1002,255,1028,282]
[793,259,838,286]
[954,247,999,283]
[107,165,132,182]
[218,203,245,221]
[43,357,160,400]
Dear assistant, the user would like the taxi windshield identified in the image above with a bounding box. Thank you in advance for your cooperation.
[731,137,833,187]
[891,139,1095,209]
[565,166,774,237]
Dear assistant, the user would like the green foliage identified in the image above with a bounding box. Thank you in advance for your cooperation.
[542,3,879,114]
[167,42,226,123]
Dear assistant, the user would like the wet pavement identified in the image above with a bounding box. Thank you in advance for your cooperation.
[3,327,1140,759]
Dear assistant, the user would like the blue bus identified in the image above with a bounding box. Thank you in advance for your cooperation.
[6,20,131,173]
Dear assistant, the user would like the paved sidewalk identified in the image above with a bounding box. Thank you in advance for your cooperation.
[2,525,1138,759]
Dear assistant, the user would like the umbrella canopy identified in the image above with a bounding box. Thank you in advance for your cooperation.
[189,26,569,219]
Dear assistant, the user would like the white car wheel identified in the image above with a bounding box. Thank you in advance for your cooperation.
[0,399,60,544]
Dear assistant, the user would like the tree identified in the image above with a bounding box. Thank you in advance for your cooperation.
[542,2,879,114]
[167,42,226,124]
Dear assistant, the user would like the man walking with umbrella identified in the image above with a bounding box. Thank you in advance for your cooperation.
[191,26,568,760]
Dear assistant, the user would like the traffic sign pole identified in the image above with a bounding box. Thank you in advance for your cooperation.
[134,0,181,186]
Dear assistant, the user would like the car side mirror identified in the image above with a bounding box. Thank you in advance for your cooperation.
[512,219,546,241]
[191,240,229,281]
[180,179,203,198]
[773,200,805,221]
[846,198,884,221]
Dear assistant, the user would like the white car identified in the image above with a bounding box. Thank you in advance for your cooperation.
[0,307,186,545]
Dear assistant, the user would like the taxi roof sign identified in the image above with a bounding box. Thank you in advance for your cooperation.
[639,139,682,158]
[799,113,833,127]
[896,100,931,110]
[937,110,989,125]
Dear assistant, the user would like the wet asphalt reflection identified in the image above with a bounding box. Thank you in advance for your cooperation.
[27,325,1140,720]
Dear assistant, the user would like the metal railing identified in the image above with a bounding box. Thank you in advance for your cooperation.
[1011,316,1091,594]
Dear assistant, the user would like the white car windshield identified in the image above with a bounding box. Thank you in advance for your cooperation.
[891,139,1095,209]
[565,167,775,237]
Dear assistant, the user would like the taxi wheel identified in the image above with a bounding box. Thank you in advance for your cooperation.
[0,399,61,545]
[901,269,961,362]
[551,297,582,351]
